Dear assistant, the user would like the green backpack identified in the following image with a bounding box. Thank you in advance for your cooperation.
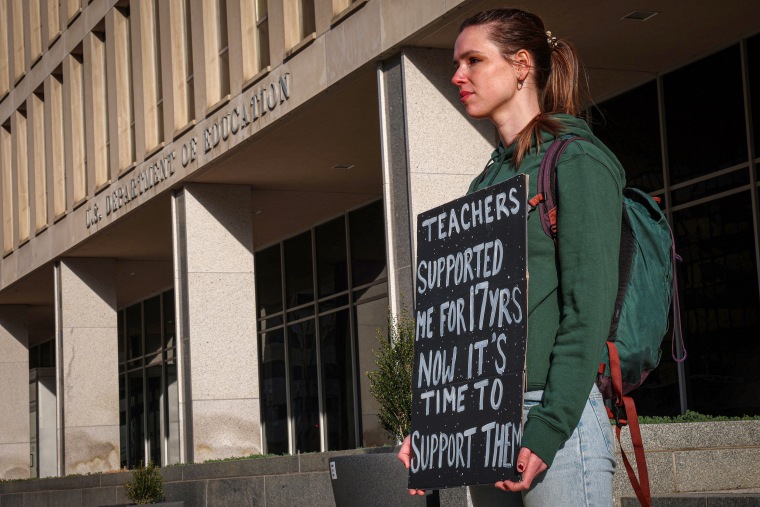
[529,135,685,507]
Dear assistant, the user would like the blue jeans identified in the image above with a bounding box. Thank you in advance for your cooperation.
[469,385,615,507]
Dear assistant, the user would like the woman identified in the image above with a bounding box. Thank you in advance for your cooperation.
[398,8,622,506]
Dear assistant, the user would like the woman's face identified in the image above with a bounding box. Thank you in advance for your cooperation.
[452,25,520,121]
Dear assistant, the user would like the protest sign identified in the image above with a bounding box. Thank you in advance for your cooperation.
[408,174,528,490]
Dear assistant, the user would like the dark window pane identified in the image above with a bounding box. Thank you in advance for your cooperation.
[671,169,749,207]
[163,290,175,349]
[285,232,314,308]
[128,370,144,467]
[259,315,284,331]
[120,374,127,467]
[747,33,760,163]
[144,296,162,357]
[126,304,142,361]
[256,245,283,317]
[674,192,760,416]
[39,340,55,368]
[287,305,314,323]
[146,366,162,466]
[288,319,319,453]
[29,344,39,369]
[349,201,387,287]
[118,311,125,364]
[593,80,663,193]
[318,294,349,314]
[260,329,288,454]
[664,45,747,184]
[316,217,348,298]
[320,310,355,450]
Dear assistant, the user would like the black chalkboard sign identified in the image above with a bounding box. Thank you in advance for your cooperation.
[408,174,528,490]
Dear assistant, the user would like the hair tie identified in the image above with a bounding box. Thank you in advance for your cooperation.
[546,30,558,48]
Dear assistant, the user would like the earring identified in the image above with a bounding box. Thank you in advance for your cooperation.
[517,76,524,90]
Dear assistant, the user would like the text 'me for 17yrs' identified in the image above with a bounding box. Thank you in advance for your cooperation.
[409,174,528,490]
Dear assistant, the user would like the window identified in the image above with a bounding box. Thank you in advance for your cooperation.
[141,0,163,149]
[13,110,30,243]
[118,290,180,468]
[64,51,86,203]
[0,1,9,97]
[747,33,760,166]
[66,0,81,25]
[85,31,109,187]
[285,0,315,51]
[593,81,662,194]
[241,0,270,80]
[256,0,270,70]
[10,0,25,82]
[28,0,43,64]
[29,92,48,232]
[599,35,760,418]
[183,0,194,123]
[109,6,136,170]
[663,45,747,185]
[256,201,388,454]
[46,72,66,218]
[153,0,163,145]
[671,194,759,416]
[1,124,13,253]
[217,0,230,98]
[333,0,361,17]
[44,0,62,46]
[298,0,316,40]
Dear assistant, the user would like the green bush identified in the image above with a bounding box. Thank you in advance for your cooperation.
[639,410,758,424]
[124,462,164,504]
[367,306,415,443]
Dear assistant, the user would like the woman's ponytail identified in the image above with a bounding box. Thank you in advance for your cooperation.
[543,40,581,117]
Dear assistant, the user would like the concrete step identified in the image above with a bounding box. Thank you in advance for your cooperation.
[621,492,760,506]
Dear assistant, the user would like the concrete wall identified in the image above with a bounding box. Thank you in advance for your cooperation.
[56,258,120,475]
[172,184,260,463]
[2,421,758,507]
[0,306,29,480]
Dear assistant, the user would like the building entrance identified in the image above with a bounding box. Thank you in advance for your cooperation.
[118,289,179,468]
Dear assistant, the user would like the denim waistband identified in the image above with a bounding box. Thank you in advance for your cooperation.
[524,384,602,403]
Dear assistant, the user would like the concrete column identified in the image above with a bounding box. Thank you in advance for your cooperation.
[172,184,260,463]
[55,258,119,475]
[0,306,30,480]
[377,47,496,315]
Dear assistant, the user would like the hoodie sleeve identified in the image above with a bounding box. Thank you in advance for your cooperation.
[519,143,623,467]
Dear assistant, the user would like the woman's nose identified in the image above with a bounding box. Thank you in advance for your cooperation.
[451,69,466,86]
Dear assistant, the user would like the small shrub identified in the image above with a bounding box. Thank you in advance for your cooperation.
[367,306,414,443]
[124,462,164,505]
[639,410,758,424]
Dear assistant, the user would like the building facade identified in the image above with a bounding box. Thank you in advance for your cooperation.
[1,0,759,480]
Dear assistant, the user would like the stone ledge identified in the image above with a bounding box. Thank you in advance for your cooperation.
[621,492,760,506]
[617,421,760,452]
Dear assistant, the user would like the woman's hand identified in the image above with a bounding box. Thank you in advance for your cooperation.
[494,447,547,492]
[397,435,426,496]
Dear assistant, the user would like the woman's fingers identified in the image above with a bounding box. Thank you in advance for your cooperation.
[398,436,425,495]
[397,435,412,468]
[495,447,547,492]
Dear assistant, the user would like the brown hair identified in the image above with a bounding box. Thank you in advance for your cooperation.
[460,9,581,168]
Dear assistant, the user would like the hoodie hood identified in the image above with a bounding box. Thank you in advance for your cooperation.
[485,113,626,185]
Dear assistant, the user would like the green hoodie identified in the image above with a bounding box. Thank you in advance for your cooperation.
[468,114,626,467]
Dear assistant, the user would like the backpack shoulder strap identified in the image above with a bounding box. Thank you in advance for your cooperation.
[533,135,585,242]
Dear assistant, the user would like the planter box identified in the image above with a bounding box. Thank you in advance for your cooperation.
[101,502,184,507]
[614,420,760,506]
[329,452,436,507]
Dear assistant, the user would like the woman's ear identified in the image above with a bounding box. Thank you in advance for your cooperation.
[512,49,532,75]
